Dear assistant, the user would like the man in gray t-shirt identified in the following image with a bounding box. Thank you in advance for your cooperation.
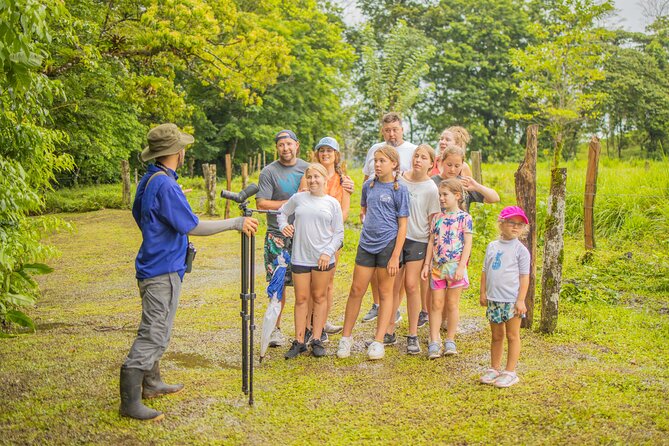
[256,129,309,347]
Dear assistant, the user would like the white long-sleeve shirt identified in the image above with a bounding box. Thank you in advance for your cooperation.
[277,192,344,267]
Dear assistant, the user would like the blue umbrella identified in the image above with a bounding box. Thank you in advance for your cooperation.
[259,248,291,361]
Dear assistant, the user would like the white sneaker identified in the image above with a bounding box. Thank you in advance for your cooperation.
[268,328,285,347]
[336,336,353,358]
[367,341,385,360]
[324,321,343,334]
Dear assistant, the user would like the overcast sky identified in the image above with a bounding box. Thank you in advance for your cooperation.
[336,1,650,32]
[612,0,647,32]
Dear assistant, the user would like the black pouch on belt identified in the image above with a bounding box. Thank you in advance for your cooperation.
[185,241,197,273]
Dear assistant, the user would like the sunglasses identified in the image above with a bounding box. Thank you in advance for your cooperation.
[502,220,526,228]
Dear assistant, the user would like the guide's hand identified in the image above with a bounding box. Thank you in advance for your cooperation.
[479,294,488,307]
[318,254,331,270]
[281,224,294,238]
[242,217,259,236]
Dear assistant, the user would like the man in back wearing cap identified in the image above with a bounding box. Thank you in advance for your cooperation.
[120,123,258,421]
[256,130,353,347]
[360,112,417,325]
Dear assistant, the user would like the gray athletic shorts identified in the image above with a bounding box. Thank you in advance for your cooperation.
[355,239,404,268]
[402,239,428,263]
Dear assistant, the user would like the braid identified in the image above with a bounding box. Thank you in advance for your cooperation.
[393,164,400,190]
[335,162,344,185]
[370,174,377,189]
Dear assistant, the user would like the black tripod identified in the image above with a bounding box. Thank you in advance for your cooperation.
[237,199,279,406]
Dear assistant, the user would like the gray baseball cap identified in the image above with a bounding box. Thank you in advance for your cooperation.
[314,136,340,152]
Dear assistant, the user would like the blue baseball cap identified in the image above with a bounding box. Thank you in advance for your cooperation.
[314,136,340,152]
[275,129,299,143]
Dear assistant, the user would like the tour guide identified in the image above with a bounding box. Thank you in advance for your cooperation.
[120,123,258,421]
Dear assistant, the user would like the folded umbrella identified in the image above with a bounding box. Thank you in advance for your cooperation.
[259,248,291,361]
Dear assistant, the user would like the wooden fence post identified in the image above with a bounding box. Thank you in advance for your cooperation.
[514,125,538,329]
[121,160,131,208]
[540,167,567,334]
[134,168,138,185]
[225,154,232,219]
[207,164,217,216]
[242,163,248,189]
[188,157,195,178]
[584,136,601,250]
[471,151,482,184]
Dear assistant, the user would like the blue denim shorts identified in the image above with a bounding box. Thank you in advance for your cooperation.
[486,301,516,324]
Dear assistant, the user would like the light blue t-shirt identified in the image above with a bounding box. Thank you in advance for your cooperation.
[359,179,410,254]
[482,238,531,303]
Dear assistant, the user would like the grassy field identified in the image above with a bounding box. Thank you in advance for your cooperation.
[1,160,668,444]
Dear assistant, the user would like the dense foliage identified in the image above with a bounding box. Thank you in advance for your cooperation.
[2,0,669,329]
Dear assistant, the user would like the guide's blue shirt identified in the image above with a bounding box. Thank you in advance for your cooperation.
[132,164,199,280]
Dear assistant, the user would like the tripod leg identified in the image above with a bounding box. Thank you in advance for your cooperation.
[249,234,255,406]
[241,233,249,395]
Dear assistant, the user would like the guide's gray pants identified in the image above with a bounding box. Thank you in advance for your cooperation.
[123,272,182,371]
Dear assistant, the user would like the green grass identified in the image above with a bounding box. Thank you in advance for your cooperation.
[1,161,668,444]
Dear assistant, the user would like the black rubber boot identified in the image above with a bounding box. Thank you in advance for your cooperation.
[119,367,164,421]
[142,361,184,399]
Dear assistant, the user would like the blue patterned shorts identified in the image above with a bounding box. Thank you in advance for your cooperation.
[486,301,516,324]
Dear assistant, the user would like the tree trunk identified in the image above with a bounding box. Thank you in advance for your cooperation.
[207,164,217,216]
[470,151,482,184]
[584,137,601,250]
[242,163,248,189]
[540,167,567,334]
[225,153,232,219]
[188,156,195,178]
[514,125,538,329]
[121,160,131,209]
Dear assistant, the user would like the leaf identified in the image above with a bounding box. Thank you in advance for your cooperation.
[5,309,35,331]
[5,293,36,307]
[21,263,54,275]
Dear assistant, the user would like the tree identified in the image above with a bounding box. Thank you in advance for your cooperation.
[509,0,614,333]
[45,0,295,184]
[354,0,542,161]
[0,0,74,331]
[187,0,356,169]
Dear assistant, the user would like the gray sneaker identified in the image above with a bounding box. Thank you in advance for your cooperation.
[444,340,458,355]
[324,321,343,334]
[362,304,379,322]
[406,335,421,355]
[383,332,397,345]
[395,310,402,324]
[417,311,429,328]
[428,341,443,359]
[268,328,285,347]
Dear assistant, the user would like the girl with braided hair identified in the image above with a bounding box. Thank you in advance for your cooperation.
[337,145,409,360]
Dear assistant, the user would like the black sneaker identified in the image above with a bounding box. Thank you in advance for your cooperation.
[311,339,326,357]
[304,328,313,344]
[284,340,307,359]
[320,331,329,344]
[383,332,397,346]
[407,335,421,354]
[417,311,429,328]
